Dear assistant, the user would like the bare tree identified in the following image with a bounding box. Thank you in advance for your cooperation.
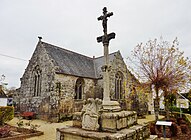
[128,37,191,120]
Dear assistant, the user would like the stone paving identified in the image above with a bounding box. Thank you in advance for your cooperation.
[8,115,164,140]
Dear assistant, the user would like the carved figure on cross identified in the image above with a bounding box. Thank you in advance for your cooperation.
[98,7,113,36]
[97,7,115,45]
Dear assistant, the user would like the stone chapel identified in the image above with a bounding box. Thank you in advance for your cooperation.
[18,38,145,121]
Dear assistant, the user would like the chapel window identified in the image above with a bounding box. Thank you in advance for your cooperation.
[75,78,84,100]
[33,66,41,96]
[114,71,123,100]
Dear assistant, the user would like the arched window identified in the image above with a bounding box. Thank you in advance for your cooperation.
[75,78,84,100]
[114,72,123,100]
[33,66,41,96]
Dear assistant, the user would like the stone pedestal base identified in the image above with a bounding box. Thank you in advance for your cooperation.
[69,102,157,140]
[73,110,137,132]
[56,124,157,140]
[101,111,137,132]
[102,100,121,112]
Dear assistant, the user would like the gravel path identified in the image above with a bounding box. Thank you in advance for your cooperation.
[8,118,72,140]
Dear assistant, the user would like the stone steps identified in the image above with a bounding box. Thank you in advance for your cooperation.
[56,123,153,140]
[73,111,138,132]
[60,110,158,140]
[101,111,137,132]
[146,135,158,140]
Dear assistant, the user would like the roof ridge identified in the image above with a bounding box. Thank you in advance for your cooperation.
[41,41,94,60]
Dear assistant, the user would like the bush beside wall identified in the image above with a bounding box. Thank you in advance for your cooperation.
[0,106,14,125]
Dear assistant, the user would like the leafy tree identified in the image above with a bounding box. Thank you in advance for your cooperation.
[128,37,191,120]
[6,87,17,97]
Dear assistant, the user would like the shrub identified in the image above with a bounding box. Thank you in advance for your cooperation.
[21,112,36,120]
[0,106,14,125]
[169,118,177,123]
[170,122,178,137]
[170,104,191,114]
[149,122,156,135]
[180,124,189,134]
[0,125,11,138]
[59,114,73,122]
[169,106,180,112]
[166,126,172,138]
[177,117,186,125]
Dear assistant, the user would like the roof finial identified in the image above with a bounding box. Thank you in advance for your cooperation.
[38,36,42,42]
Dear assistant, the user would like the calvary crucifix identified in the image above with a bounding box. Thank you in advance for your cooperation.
[97,7,115,45]
[97,7,116,103]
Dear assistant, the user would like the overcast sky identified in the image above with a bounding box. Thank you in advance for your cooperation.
[0,0,191,88]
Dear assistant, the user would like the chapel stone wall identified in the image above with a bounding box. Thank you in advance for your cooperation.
[109,52,135,109]
[55,74,96,114]
[19,42,57,120]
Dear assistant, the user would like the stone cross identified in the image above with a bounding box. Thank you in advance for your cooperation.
[97,7,116,45]
[97,7,115,102]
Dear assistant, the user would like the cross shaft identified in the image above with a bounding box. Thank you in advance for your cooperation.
[96,7,120,111]
[97,7,115,102]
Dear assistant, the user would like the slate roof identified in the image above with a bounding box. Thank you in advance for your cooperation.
[40,41,118,79]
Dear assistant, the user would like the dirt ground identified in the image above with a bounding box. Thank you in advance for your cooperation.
[7,115,164,140]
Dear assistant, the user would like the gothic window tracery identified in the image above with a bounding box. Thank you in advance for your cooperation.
[114,71,123,100]
[33,65,41,96]
[75,78,84,100]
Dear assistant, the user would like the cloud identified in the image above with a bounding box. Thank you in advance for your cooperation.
[0,0,191,88]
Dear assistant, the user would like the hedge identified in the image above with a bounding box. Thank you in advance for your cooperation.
[0,106,14,125]
[170,105,191,114]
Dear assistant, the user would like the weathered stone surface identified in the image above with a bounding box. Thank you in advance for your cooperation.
[142,123,151,138]
[18,39,147,121]
[146,135,158,140]
[56,126,109,140]
[56,123,151,140]
[18,43,96,121]
[101,111,137,132]
[107,133,127,140]
[102,100,121,111]
[82,98,102,131]
[120,129,136,139]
